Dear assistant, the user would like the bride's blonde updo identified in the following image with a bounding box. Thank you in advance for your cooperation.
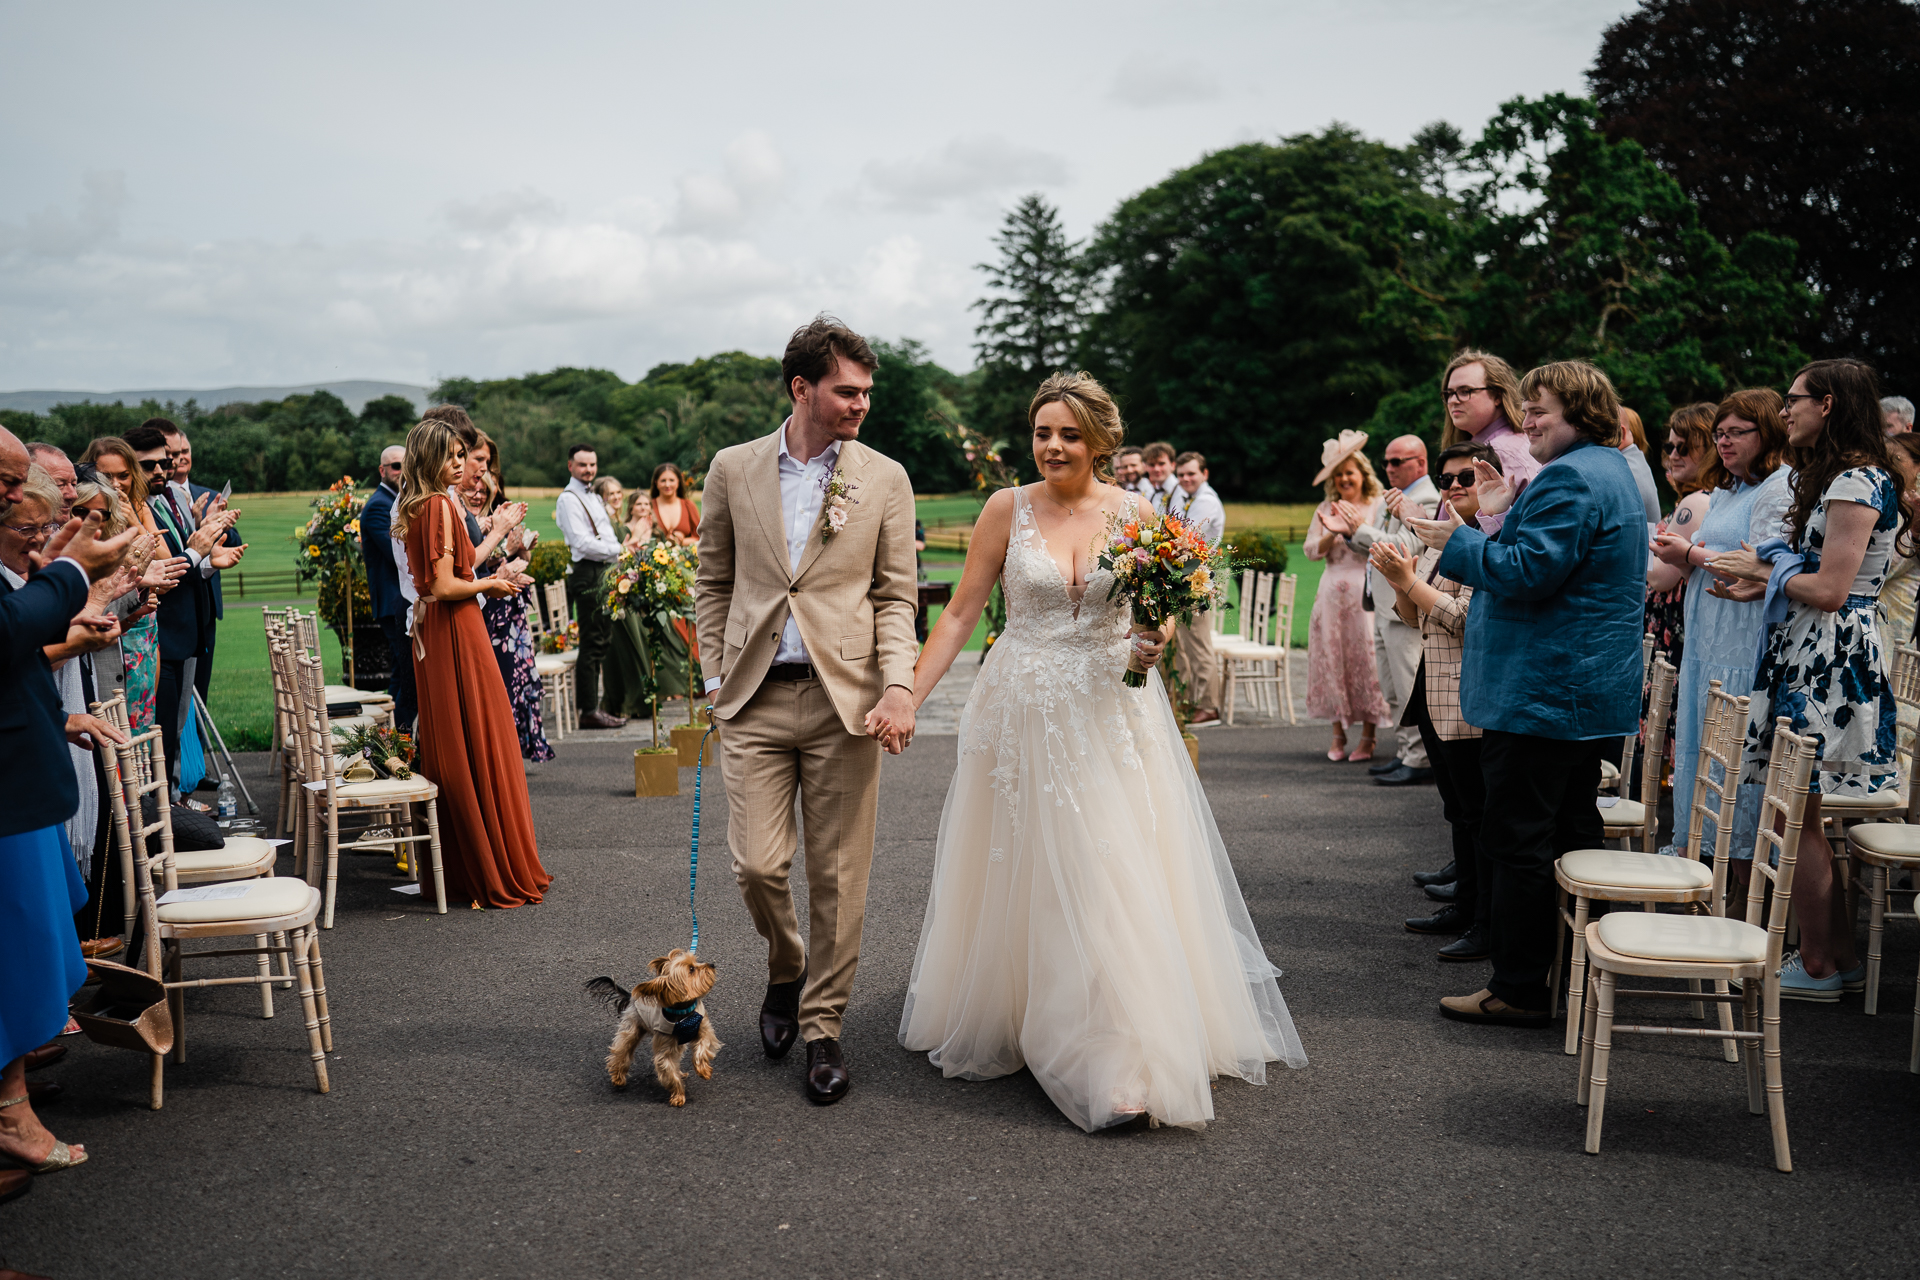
[1028,371,1124,482]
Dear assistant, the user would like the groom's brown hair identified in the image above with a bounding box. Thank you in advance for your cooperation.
[782,315,879,400]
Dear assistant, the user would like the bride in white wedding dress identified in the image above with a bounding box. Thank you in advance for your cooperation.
[893,372,1307,1132]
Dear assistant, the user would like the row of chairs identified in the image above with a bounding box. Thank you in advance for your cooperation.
[1554,642,1920,1170]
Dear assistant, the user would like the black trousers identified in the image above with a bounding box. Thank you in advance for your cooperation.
[1413,670,1489,928]
[194,628,216,705]
[1478,730,1606,1010]
[156,656,188,792]
[570,561,612,716]
[380,612,417,733]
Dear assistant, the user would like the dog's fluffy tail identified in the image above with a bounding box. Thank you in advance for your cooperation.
[582,975,631,1014]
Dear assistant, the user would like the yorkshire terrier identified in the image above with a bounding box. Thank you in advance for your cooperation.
[585,949,723,1107]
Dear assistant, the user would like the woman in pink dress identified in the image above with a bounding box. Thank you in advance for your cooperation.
[1304,431,1391,761]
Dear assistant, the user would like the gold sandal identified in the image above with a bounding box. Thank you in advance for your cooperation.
[0,1097,88,1174]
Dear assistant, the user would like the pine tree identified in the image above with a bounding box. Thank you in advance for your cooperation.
[971,195,1081,472]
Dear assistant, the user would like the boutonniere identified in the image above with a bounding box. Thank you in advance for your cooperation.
[818,466,860,542]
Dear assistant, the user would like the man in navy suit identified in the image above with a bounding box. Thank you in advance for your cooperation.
[125,425,243,794]
[158,422,242,706]
[1414,361,1649,1027]
[360,444,414,731]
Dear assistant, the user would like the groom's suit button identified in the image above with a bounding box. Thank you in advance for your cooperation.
[789,587,798,595]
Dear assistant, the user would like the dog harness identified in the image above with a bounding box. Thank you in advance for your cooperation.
[635,996,705,1045]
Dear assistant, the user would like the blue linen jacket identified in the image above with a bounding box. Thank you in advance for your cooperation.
[359,483,405,623]
[0,562,89,837]
[1436,438,1648,740]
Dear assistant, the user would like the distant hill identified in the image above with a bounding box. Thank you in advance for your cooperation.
[0,380,432,416]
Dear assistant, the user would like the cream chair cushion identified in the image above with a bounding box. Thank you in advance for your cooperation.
[1820,791,1902,814]
[330,776,436,802]
[157,877,318,925]
[1846,822,1920,862]
[326,684,393,706]
[534,654,572,677]
[1598,797,1647,828]
[1595,912,1768,965]
[1560,849,1713,891]
[174,837,279,877]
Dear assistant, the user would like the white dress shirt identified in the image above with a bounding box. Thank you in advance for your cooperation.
[701,420,841,695]
[1167,481,1227,546]
[555,476,622,566]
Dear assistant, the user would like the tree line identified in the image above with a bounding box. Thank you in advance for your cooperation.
[5,1,1909,502]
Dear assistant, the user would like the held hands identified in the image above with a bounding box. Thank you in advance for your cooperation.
[864,685,917,754]
[1406,500,1465,553]
[1368,541,1417,591]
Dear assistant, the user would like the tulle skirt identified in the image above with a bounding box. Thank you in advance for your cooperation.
[899,659,1306,1132]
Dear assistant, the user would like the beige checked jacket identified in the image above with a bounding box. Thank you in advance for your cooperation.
[1393,547,1479,741]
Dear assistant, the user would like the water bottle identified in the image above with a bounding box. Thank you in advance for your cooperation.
[217,773,237,820]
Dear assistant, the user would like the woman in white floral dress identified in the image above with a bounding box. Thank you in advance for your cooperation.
[899,373,1306,1132]
[1710,359,1911,1000]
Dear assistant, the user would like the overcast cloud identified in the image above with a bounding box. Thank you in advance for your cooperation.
[0,0,1632,391]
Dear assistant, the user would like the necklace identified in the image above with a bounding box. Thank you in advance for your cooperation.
[1044,485,1098,517]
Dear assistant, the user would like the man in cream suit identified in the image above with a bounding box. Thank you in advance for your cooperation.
[695,316,919,1106]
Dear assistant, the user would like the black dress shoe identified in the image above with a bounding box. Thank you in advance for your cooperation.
[1368,757,1403,776]
[1405,903,1472,935]
[804,1037,850,1105]
[1375,765,1435,787]
[1412,861,1456,888]
[760,976,804,1059]
[1424,880,1458,902]
[1437,925,1490,962]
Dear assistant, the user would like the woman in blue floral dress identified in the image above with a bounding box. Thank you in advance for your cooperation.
[465,435,554,764]
[1711,359,1910,1001]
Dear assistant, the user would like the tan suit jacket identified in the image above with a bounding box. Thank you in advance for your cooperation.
[695,430,919,736]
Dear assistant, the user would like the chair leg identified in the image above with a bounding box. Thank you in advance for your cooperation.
[119,837,137,943]
[167,945,186,1065]
[290,926,330,1094]
[1282,653,1297,725]
[323,813,341,931]
[308,931,332,1052]
[1761,978,1792,1173]
[1866,864,1886,1015]
[1562,897,1592,1056]
[272,929,293,989]
[1577,979,1599,1106]
[1742,981,1764,1113]
[1909,952,1920,1074]
[149,1050,165,1111]
[1715,979,1739,1063]
[1583,970,1617,1154]
[425,801,447,915]
[254,933,274,1018]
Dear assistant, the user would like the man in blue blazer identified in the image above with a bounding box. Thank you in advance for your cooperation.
[1415,361,1649,1026]
[359,445,414,731]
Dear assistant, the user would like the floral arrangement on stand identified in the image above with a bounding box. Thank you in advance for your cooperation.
[605,542,701,736]
[1095,509,1231,689]
[295,477,371,670]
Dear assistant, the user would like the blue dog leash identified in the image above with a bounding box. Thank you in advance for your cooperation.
[689,707,717,953]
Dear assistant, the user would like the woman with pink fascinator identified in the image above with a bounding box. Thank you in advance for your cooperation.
[1304,430,1391,761]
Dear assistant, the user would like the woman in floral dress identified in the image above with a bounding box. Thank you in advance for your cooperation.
[1711,359,1909,1000]
[1304,433,1390,761]
[80,437,163,732]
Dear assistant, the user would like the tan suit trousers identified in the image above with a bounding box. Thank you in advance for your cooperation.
[718,674,881,1041]
[1174,611,1216,713]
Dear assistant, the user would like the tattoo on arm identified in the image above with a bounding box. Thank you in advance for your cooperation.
[1675,507,1693,525]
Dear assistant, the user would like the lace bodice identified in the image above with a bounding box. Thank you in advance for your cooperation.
[997,487,1132,661]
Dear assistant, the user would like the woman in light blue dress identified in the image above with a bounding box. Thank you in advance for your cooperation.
[1649,389,1790,861]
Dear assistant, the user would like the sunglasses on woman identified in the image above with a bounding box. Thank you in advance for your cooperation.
[1432,470,1477,490]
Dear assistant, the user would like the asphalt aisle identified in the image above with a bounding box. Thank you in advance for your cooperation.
[5,728,1916,1278]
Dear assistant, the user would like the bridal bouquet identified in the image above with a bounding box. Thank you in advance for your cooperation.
[1095,509,1230,688]
[604,541,698,623]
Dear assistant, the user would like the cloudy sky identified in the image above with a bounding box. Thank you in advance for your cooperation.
[0,0,1631,392]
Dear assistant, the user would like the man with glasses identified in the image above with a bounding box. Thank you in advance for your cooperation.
[1441,351,1539,533]
[125,424,243,797]
[1345,436,1439,786]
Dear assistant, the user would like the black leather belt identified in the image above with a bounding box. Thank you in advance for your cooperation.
[766,663,817,682]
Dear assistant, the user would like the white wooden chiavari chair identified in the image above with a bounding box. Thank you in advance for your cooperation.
[532,579,578,739]
[1219,572,1298,725]
[1553,673,1746,1057]
[266,617,381,838]
[99,716,332,1108]
[1839,646,1920,1051]
[286,608,395,724]
[1597,638,1664,846]
[292,649,446,926]
[1576,718,1819,1172]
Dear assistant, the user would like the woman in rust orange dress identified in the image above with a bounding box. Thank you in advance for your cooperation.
[394,419,551,908]
[649,462,700,546]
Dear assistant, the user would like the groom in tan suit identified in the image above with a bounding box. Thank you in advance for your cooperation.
[695,316,920,1106]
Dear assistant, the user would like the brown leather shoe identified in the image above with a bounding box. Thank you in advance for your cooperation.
[80,938,124,959]
[0,1167,30,1206]
[804,1038,849,1105]
[1188,708,1221,725]
[579,710,627,730]
[22,1043,67,1072]
[1439,988,1550,1027]
[25,1082,61,1105]
[760,976,804,1059]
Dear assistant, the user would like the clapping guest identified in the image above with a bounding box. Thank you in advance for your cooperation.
[465,432,549,764]
[650,463,700,547]
[1375,443,1496,960]
[1710,360,1908,999]
[1346,435,1441,786]
[358,446,414,732]
[622,490,656,549]
[1649,391,1790,863]
[23,444,77,518]
[1113,447,1146,491]
[1440,350,1539,489]
[554,444,626,730]
[1139,442,1178,512]
[1643,404,1723,666]
[1411,361,1648,1027]
[1305,432,1391,762]
[79,438,170,733]
[1168,451,1226,724]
